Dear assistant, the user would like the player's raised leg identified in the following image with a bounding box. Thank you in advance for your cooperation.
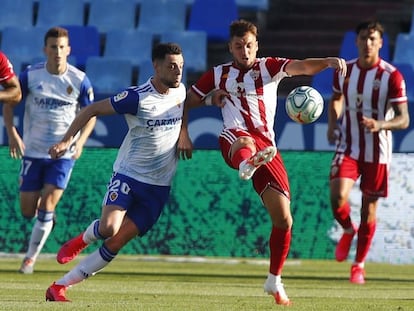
[57,219,103,264]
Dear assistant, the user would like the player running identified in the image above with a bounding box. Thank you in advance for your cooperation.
[45,42,189,302]
[3,27,95,274]
[327,20,409,284]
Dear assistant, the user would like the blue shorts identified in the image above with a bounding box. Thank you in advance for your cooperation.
[102,172,171,236]
[19,157,75,191]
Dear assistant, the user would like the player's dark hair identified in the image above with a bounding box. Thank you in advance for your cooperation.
[152,43,182,62]
[44,27,69,46]
[229,19,258,38]
[355,20,384,38]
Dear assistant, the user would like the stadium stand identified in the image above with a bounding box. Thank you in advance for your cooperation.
[136,0,187,35]
[0,0,34,31]
[392,33,414,68]
[87,0,137,33]
[103,29,153,68]
[85,56,134,94]
[0,27,46,65]
[187,0,239,42]
[160,31,207,73]
[35,0,85,28]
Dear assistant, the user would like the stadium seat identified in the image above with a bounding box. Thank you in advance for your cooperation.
[235,0,268,10]
[340,30,390,61]
[5,55,30,76]
[393,33,414,67]
[88,0,137,33]
[36,0,85,28]
[85,57,133,95]
[0,0,34,31]
[235,0,268,28]
[137,0,187,35]
[393,62,414,101]
[160,31,207,72]
[137,60,154,85]
[103,29,154,68]
[311,68,334,100]
[0,27,47,64]
[188,0,239,42]
[60,25,100,70]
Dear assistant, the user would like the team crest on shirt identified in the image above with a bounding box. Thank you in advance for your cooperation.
[67,85,73,95]
[109,191,118,202]
[176,98,181,108]
[373,78,381,90]
[250,69,260,81]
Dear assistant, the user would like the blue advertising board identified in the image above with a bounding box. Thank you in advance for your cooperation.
[1,98,413,152]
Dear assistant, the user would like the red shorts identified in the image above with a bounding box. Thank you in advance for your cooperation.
[218,128,290,199]
[330,153,389,197]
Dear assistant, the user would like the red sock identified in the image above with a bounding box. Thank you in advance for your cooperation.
[231,147,253,168]
[355,221,376,263]
[269,227,291,275]
[333,202,353,229]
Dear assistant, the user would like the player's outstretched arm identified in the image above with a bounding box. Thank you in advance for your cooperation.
[49,98,115,159]
[286,57,347,77]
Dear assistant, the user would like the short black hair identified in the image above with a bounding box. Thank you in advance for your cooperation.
[355,20,384,38]
[152,43,182,62]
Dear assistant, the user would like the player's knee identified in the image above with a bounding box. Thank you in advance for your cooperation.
[98,225,117,238]
[330,192,348,208]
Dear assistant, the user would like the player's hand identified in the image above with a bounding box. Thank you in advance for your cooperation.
[177,128,193,160]
[327,125,340,144]
[7,132,25,159]
[72,143,83,160]
[361,116,381,133]
[211,89,229,108]
[327,57,347,77]
[49,141,69,159]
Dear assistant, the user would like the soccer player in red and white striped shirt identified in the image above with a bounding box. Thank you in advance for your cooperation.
[327,20,410,284]
[179,19,347,305]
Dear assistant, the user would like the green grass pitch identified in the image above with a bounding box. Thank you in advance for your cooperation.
[0,255,413,310]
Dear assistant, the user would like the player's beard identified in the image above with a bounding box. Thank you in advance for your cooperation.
[161,77,180,88]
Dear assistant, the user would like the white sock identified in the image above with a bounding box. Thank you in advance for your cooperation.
[266,273,282,284]
[83,219,102,244]
[25,217,53,261]
[56,244,117,287]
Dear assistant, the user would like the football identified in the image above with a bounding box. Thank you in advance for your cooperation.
[285,86,324,124]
